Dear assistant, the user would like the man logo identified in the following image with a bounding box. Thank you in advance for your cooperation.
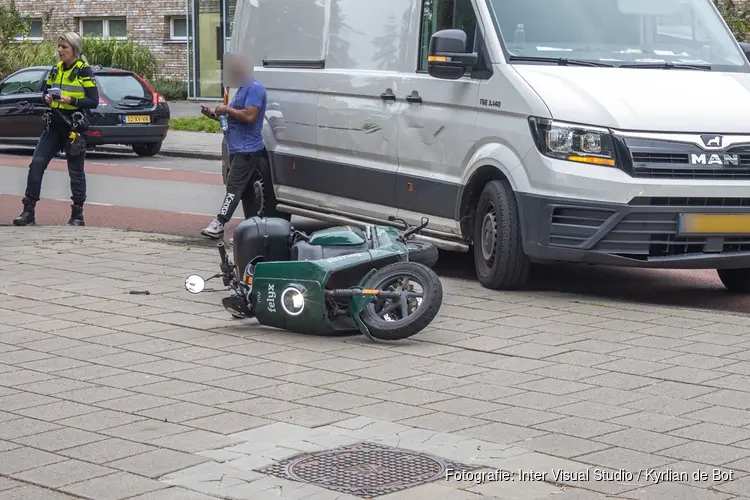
[690,153,739,166]
[700,134,724,149]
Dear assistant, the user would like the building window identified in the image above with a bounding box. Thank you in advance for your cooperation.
[79,18,127,39]
[170,16,188,41]
[15,19,44,41]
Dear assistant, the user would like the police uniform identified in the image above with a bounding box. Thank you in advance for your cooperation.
[13,59,99,227]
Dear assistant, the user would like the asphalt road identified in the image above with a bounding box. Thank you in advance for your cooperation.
[0,145,748,315]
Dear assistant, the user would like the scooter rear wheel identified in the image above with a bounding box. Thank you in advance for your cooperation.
[360,261,442,341]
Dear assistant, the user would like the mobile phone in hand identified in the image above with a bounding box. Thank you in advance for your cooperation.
[48,87,62,100]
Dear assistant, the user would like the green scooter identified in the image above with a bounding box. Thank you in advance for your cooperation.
[185,216,443,342]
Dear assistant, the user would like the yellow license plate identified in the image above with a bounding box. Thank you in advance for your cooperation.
[124,115,150,124]
[678,213,750,235]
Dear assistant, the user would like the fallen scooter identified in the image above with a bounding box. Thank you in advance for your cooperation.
[185,216,443,341]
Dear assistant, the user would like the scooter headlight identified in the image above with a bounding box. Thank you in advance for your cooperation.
[280,287,305,316]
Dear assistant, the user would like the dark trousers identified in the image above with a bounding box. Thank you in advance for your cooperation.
[26,128,86,204]
[217,151,261,223]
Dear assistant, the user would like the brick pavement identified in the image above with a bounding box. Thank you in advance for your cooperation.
[1,226,750,499]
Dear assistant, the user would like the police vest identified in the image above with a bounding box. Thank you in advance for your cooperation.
[46,60,95,111]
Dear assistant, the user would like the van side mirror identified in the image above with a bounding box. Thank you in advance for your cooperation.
[427,29,479,80]
[740,41,750,63]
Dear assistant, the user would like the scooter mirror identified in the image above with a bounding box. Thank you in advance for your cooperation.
[185,275,206,294]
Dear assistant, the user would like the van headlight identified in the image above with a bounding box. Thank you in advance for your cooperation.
[529,118,617,167]
[280,287,305,316]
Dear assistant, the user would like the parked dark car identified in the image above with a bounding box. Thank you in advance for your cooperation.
[0,65,170,156]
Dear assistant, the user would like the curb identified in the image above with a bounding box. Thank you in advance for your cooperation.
[94,146,222,161]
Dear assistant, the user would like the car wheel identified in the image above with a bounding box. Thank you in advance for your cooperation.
[472,179,530,289]
[717,268,750,293]
[133,142,162,157]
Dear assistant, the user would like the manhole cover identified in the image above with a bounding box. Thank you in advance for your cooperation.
[256,442,475,497]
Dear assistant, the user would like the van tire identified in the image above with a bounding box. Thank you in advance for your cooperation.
[473,179,530,289]
[717,268,750,293]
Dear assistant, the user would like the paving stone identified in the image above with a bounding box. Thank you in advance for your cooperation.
[0,485,80,499]
[0,417,62,440]
[0,447,67,474]
[12,458,116,488]
[137,402,223,423]
[624,395,712,417]
[0,478,23,491]
[15,400,98,421]
[378,483,481,499]
[96,394,176,412]
[568,386,647,406]
[103,419,192,442]
[59,437,157,463]
[16,427,108,457]
[683,406,750,427]
[56,409,146,432]
[519,433,611,458]
[61,471,168,500]
[106,448,208,478]
[670,422,750,446]
[594,427,689,453]
[477,406,562,426]
[0,392,58,411]
[608,412,699,433]
[457,422,548,444]
[619,482,734,500]
[267,406,354,427]
[576,447,675,470]
[181,411,271,435]
[148,429,243,453]
[125,487,222,500]
[658,441,750,465]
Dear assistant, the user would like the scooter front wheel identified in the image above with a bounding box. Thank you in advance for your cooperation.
[360,261,442,341]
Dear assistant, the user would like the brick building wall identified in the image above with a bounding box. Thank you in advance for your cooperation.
[9,0,196,80]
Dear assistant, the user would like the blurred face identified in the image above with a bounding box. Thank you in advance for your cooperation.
[57,39,76,64]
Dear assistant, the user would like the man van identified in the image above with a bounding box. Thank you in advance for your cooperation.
[228,0,750,293]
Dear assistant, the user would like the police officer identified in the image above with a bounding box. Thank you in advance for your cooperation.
[13,32,99,227]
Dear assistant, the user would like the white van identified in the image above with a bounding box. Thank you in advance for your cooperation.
[227,0,750,293]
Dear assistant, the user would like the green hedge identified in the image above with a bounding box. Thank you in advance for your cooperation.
[0,38,158,78]
[169,116,221,133]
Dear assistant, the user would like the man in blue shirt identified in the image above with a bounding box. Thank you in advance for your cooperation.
[201,59,267,239]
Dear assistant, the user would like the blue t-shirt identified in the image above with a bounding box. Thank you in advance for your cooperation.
[225,80,267,154]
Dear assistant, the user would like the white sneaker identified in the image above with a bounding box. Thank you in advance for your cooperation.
[201,218,224,239]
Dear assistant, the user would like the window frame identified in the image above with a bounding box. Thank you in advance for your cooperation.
[78,17,128,40]
[14,19,44,42]
[170,16,188,41]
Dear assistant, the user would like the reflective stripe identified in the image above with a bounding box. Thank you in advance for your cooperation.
[60,84,84,93]
[47,60,91,110]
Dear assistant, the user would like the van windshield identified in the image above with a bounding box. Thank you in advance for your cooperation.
[486,0,748,71]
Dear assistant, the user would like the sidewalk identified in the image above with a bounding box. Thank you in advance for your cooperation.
[1,226,750,499]
[97,130,223,161]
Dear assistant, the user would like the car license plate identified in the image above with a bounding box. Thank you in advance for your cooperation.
[678,213,750,236]
[124,115,150,124]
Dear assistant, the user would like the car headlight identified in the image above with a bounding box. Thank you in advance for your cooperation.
[280,287,305,316]
[529,117,617,167]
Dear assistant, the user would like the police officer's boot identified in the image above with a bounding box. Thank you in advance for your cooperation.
[67,203,85,226]
[13,197,36,226]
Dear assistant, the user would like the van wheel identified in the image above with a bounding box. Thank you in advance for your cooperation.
[473,179,530,289]
[717,268,750,293]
